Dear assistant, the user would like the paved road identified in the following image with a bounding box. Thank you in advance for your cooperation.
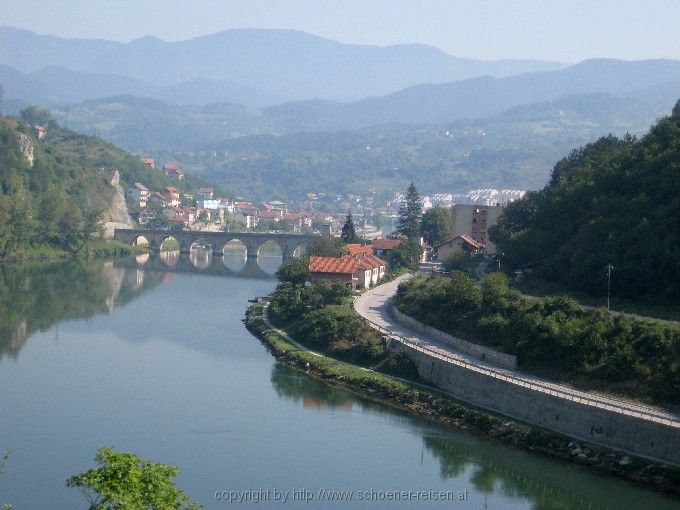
[354,275,680,428]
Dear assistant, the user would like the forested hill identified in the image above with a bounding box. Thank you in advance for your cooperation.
[0,107,195,258]
[490,99,680,304]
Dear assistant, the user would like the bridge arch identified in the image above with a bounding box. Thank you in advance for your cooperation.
[131,234,150,248]
[222,239,248,272]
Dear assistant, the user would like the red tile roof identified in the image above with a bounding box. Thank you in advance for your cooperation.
[346,244,373,256]
[458,234,484,249]
[437,235,484,250]
[359,254,387,268]
[258,210,280,219]
[372,239,402,251]
[309,256,360,274]
[163,163,180,171]
[198,187,213,194]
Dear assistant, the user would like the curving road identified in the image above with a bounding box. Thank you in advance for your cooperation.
[354,275,680,428]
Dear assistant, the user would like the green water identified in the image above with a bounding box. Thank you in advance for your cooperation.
[0,255,677,509]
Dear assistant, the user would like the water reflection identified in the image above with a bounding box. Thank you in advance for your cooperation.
[121,250,281,279]
[0,261,163,360]
[270,363,680,510]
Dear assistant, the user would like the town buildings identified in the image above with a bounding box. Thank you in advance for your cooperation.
[434,234,484,260]
[127,182,149,208]
[452,204,505,253]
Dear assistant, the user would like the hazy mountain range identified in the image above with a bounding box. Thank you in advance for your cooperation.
[0,26,565,104]
[1,25,678,200]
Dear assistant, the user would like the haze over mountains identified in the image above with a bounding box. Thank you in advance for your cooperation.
[1,25,679,200]
[0,26,564,104]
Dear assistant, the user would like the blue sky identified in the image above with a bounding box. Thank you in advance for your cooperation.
[2,0,679,62]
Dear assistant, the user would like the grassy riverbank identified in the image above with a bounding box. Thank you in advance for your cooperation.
[245,301,680,496]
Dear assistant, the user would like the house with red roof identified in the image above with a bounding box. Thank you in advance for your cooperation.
[148,191,170,207]
[162,163,185,180]
[309,253,386,290]
[309,256,361,289]
[371,238,403,258]
[197,187,214,200]
[140,157,155,169]
[434,235,485,261]
[346,244,374,257]
[165,187,180,206]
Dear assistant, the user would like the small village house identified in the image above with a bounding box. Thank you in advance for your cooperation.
[148,191,170,207]
[32,125,46,140]
[434,234,484,261]
[140,157,155,169]
[127,182,149,208]
[165,186,180,206]
[309,254,386,290]
[197,187,214,200]
[309,256,361,290]
[371,238,402,258]
[137,208,156,226]
[163,163,185,180]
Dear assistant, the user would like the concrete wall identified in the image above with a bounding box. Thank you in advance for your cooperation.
[394,342,680,466]
[390,305,518,369]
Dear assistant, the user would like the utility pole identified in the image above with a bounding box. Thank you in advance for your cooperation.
[606,264,613,311]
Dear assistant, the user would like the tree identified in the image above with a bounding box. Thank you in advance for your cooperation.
[275,257,310,285]
[420,207,453,246]
[308,236,345,257]
[340,211,358,243]
[66,447,201,510]
[388,239,421,270]
[19,105,57,128]
[397,182,422,240]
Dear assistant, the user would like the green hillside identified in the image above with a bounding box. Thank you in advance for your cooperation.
[0,107,200,259]
[491,99,680,304]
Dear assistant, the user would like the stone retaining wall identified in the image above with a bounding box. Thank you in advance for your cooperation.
[394,342,680,466]
[390,304,518,369]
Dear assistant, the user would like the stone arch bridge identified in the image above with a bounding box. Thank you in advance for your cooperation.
[114,229,319,259]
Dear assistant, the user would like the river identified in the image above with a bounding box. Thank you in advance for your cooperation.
[0,253,677,509]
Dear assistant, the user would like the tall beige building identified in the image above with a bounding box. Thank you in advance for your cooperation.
[452,204,505,254]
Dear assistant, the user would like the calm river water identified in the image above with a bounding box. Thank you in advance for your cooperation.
[0,253,677,509]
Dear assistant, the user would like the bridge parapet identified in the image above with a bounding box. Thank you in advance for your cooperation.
[113,228,318,259]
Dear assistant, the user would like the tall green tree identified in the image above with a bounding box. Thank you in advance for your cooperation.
[66,447,201,510]
[420,206,453,246]
[397,182,422,240]
[275,257,310,285]
[388,239,421,270]
[341,211,358,243]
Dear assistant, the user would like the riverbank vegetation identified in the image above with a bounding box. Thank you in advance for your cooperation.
[395,272,680,406]
[490,100,680,306]
[269,256,417,376]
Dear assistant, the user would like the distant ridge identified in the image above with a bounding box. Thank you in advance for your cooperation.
[0,26,564,102]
